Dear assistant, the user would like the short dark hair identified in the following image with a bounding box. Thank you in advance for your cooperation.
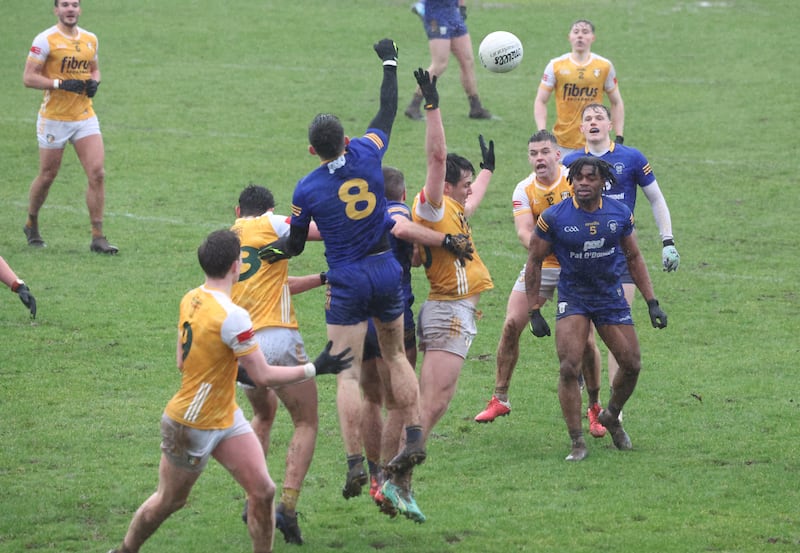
[238,184,275,216]
[529,129,558,145]
[382,166,405,201]
[197,229,240,279]
[571,19,595,32]
[566,156,617,187]
[582,103,611,119]
[445,153,475,186]
[308,113,345,160]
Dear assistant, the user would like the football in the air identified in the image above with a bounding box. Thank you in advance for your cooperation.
[478,31,523,73]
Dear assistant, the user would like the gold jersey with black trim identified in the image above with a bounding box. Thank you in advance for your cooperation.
[412,193,493,301]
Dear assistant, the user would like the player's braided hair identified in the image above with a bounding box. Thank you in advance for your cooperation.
[566,156,617,188]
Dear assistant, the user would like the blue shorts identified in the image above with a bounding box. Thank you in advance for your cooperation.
[424,4,467,40]
[326,251,405,326]
[554,292,634,327]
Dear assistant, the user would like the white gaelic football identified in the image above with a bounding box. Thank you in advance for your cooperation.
[478,31,523,73]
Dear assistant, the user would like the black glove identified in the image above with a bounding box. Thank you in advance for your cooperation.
[16,283,37,320]
[647,299,667,329]
[459,5,467,20]
[313,341,354,376]
[258,236,292,264]
[236,366,256,389]
[85,79,99,98]
[413,67,439,111]
[441,233,473,266]
[528,309,550,337]
[59,79,86,94]
[479,134,495,172]
[374,38,398,63]
[614,135,624,145]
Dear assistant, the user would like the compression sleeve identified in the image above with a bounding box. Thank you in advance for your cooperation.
[368,65,398,138]
[641,180,673,241]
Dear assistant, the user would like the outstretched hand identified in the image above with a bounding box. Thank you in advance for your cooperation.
[413,67,439,111]
[313,341,354,375]
[374,39,398,63]
[479,134,495,172]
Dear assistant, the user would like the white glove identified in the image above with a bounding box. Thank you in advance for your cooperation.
[662,244,680,272]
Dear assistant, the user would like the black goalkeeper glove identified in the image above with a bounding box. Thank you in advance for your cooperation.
[528,309,550,337]
[15,282,37,320]
[413,67,439,111]
[614,135,624,145]
[459,5,467,20]
[58,79,86,94]
[313,341,354,376]
[374,38,398,64]
[647,299,667,329]
[441,233,473,266]
[258,236,292,264]
[479,134,495,172]
[85,79,99,98]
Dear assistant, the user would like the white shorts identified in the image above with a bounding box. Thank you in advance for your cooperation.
[160,408,252,472]
[511,265,560,300]
[254,327,308,366]
[417,298,478,359]
[36,114,101,149]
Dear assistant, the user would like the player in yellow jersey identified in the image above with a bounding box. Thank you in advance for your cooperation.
[472,131,606,457]
[411,68,494,439]
[109,230,352,553]
[23,0,117,254]
[533,19,625,156]
[230,184,326,545]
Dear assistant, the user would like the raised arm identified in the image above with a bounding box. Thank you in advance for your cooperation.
[369,39,399,138]
[414,68,447,207]
[464,134,495,218]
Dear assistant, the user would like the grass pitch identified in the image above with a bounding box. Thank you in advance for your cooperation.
[1,1,798,552]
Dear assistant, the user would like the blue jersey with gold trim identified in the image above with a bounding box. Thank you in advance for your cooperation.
[563,143,656,213]
[387,200,414,305]
[536,197,634,303]
[290,128,393,269]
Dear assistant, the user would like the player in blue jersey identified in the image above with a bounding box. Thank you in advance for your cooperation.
[563,103,679,406]
[525,156,667,460]
[404,0,492,120]
[258,40,472,522]
[360,167,418,498]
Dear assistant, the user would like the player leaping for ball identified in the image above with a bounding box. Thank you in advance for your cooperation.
[258,39,471,523]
